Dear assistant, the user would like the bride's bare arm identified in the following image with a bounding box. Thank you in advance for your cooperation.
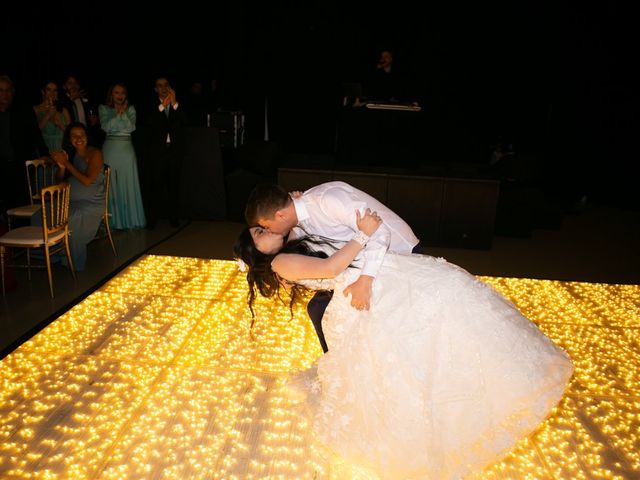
[271,209,382,281]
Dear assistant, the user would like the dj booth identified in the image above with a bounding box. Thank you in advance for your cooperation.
[335,102,426,167]
[210,111,245,149]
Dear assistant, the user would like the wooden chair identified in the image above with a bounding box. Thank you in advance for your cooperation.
[0,182,75,298]
[6,159,57,229]
[99,164,117,256]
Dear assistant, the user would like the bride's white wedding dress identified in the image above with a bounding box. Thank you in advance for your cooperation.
[294,253,574,480]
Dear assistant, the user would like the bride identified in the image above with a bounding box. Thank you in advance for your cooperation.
[233,210,574,479]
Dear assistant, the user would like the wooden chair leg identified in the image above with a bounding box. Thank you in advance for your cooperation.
[64,236,76,280]
[1,246,6,296]
[44,246,54,298]
[27,248,31,281]
[105,218,117,256]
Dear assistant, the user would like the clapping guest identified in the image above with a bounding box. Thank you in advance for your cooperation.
[49,123,105,271]
[61,75,104,147]
[141,76,186,228]
[99,83,146,229]
[33,81,71,152]
[61,75,94,126]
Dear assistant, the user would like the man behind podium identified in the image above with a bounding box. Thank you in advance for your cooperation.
[365,49,403,102]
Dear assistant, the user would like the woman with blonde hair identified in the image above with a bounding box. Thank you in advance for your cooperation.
[99,83,145,229]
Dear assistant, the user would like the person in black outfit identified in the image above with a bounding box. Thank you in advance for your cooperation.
[60,75,104,147]
[365,49,403,102]
[183,79,208,127]
[365,48,419,104]
[0,75,48,214]
[141,76,186,228]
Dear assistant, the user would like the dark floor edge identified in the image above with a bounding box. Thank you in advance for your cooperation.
[0,222,192,360]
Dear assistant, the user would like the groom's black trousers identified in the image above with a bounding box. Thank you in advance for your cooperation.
[307,242,426,353]
[307,291,332,353]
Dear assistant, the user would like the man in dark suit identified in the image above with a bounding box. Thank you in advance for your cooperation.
[141,76,187,228]
[60,75,104,147]
[0,75,48,213]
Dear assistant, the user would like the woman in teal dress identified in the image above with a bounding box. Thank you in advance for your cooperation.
[99,83,145,229]
[49,123,105,271]
[33,81,71,152]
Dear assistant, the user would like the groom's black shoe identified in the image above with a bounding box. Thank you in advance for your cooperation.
[412,243,427,254]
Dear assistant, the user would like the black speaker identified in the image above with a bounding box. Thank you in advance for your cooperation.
[179,127,227,220]
[211,111,245,148]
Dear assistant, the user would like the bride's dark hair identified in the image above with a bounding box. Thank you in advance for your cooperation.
[233,228,335,326]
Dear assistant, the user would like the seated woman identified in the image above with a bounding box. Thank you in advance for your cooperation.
[234,210,574,479]
[49,122,105,271]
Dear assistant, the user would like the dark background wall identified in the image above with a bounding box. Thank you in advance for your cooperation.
[2,1,637,207]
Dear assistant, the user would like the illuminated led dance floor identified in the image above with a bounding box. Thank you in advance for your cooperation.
[1,255,639,479]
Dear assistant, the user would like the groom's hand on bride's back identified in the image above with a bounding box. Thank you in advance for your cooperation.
[344,275,374,311]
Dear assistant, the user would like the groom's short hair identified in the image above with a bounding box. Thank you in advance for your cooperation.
[245,184,291,225]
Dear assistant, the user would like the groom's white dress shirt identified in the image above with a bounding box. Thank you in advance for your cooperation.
[291,181,419,278]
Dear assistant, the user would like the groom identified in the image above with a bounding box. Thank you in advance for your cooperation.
[245,181,424,352]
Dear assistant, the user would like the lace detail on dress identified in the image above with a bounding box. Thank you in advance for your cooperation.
[294,277,337,291]
[292,252,573,479]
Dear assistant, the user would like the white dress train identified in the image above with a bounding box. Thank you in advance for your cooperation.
[294,253,574,480]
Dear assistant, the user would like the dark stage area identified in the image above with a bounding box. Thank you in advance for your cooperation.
[3,2,638,213]
[1,1,638,252]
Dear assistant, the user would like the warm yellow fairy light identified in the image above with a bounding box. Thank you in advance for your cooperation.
[0,256,638,478]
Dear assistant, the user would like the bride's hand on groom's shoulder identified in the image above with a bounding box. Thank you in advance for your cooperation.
[289,190,303,199]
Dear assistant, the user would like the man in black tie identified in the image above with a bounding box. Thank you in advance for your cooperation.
[141,76,186,229]
[60,75,104,147]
